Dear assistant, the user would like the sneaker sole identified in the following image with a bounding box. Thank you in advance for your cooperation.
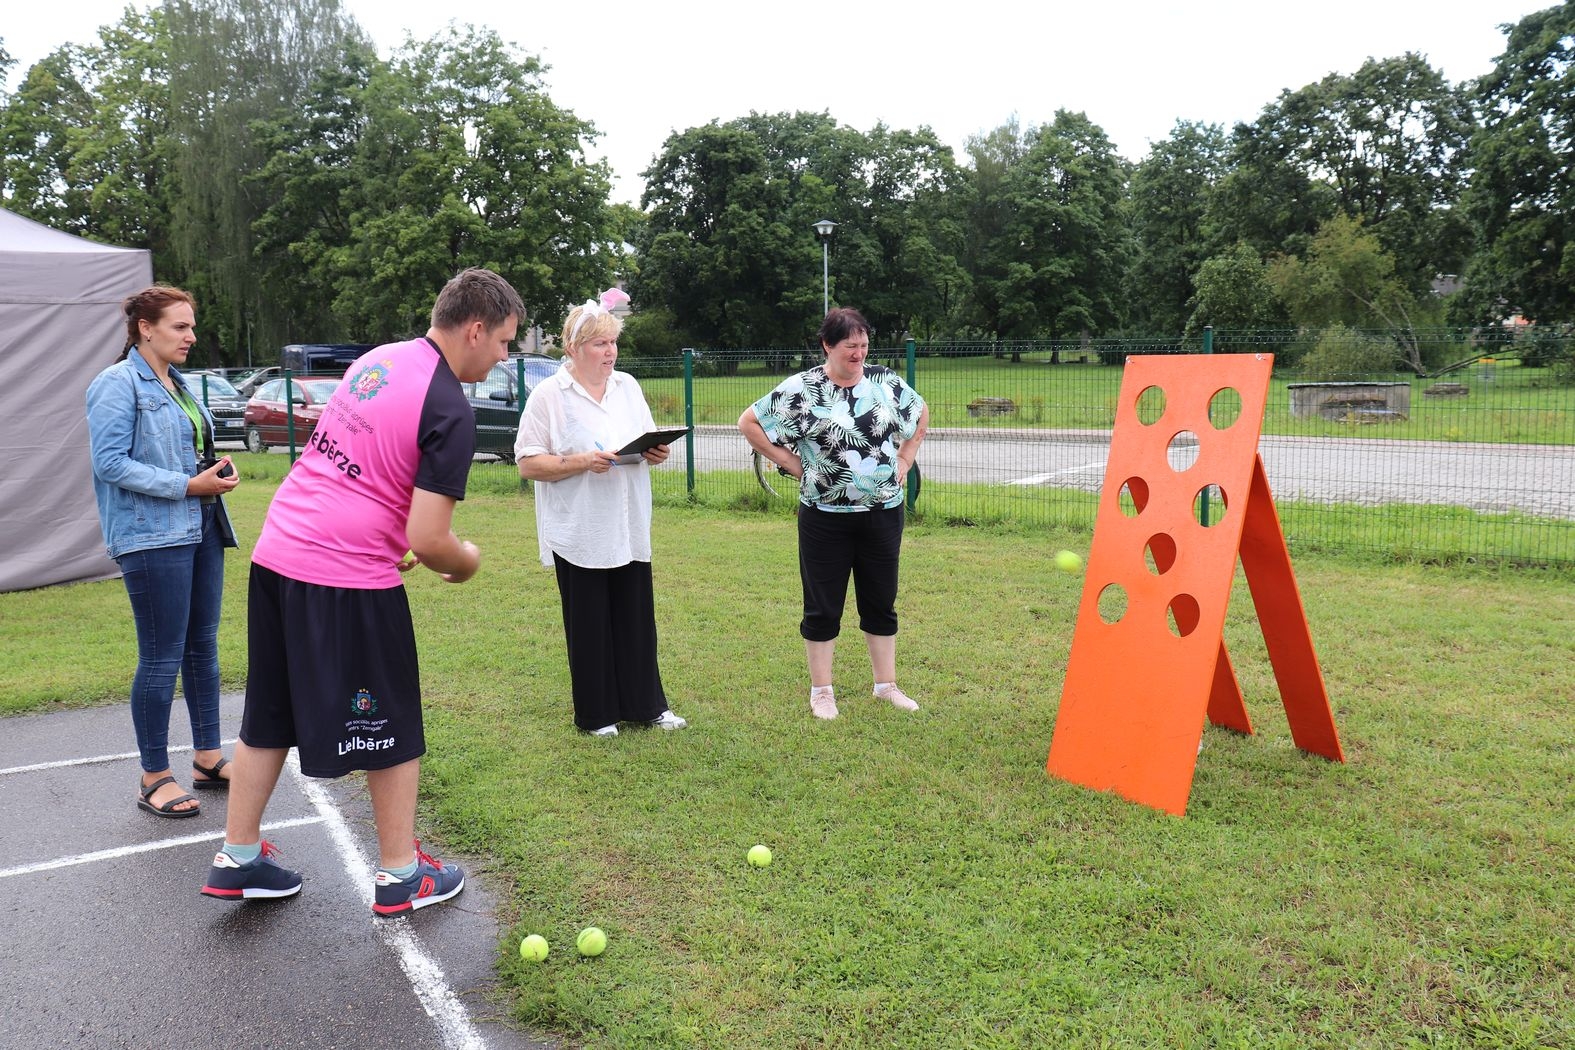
[372,876,465,916]
[201,883,302,901]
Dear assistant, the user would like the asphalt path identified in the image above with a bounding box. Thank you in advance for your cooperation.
[0,694,554,1050]
[656,426,1575,520]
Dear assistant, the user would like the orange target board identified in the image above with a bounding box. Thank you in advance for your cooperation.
[1046,353,1343,816]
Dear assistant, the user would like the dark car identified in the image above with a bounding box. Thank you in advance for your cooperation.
[182,370,248,445]
[243,377,341,452]
[466,355,560,461]
[231,367,282,399]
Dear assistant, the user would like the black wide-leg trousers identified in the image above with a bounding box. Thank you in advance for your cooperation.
[552,554,668,731]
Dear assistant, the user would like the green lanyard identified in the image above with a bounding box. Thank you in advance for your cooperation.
[168,381,207,459]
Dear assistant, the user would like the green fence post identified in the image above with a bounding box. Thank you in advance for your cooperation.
[683,348,696,498]
[1199,326,1213,527]
[283,368,297,461]
[905,333,918,511]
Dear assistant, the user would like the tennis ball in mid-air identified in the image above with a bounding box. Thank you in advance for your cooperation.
[576,926,608,957]
[747,844,773,868]
[519,934,548,962]
[1054,549,1083,573]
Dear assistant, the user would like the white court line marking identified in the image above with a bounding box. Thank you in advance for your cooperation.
[0,738,241,778]
[0,815,324,879]
[287,757,488,1050]
[1006,460,1107,486]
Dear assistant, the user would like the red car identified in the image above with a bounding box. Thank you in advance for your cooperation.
[243,378,341,453]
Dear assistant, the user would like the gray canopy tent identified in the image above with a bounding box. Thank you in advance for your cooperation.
[0,208,153,591]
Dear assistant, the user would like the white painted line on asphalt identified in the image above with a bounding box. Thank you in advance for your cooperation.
[287,759,488,1050]
[1006,460,1107,486]
[0,815,325,879]
[0,738,241,777]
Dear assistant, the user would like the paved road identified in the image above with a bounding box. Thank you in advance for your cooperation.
[657,426,1575,520]
[0,695,553,1050]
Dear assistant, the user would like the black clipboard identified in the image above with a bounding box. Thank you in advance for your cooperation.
[614,427,690,463]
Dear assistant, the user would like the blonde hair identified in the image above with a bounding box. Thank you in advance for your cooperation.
[560,307,622,373]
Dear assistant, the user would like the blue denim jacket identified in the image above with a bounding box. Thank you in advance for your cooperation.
[85,348,216,560]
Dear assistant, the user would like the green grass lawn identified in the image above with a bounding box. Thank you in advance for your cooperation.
[3,469,1571,1048]
[636,355,1575,444]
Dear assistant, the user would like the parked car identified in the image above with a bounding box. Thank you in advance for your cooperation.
[243,377,341,452]
[466,354,560,460]
[231,366,281,398]
[182,370,248,444]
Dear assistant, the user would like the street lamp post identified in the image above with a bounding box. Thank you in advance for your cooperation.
[812,218,837,315]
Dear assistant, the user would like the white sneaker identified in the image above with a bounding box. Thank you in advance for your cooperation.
[874,685,919,712]
[810,688,839,720]
[651,709,688,730]
[588,724,619,737]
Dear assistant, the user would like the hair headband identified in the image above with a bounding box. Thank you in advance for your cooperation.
[569,287,630,345]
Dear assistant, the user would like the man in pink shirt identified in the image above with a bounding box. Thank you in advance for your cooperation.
[201,268,523,914]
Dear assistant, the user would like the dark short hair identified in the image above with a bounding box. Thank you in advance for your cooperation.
[430,268,526,332]
[819,307,872,349]
[121,285,195,357]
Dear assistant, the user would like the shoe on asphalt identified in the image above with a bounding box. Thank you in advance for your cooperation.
[372,842,465,916]
[874,685,919,712]
[650,709,688,730]
[588,724,619,737]
[810,688,838,720]
[201,840,303,901]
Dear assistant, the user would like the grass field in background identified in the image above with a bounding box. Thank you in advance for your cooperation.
[634,355,1575,444]
[3,467,1570,1047]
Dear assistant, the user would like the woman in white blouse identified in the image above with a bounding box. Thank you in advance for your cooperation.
[515,289,687,736]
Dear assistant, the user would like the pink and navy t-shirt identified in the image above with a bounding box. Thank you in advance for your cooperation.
[253,338,475,589]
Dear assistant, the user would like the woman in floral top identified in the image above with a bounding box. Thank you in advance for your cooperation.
[739,308,929,721]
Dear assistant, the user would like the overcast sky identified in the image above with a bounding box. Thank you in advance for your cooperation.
[3,0,1549,203]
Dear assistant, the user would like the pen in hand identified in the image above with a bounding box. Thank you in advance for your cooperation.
[594,442,617,467]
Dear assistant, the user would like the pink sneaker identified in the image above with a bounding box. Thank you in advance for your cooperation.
[874,685,919,711]
[809,688,838,720]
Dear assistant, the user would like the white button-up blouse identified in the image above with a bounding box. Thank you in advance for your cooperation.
[513,366,657,569]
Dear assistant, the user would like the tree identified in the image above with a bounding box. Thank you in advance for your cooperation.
[964,111,1129,355]
[1126,120,1228,337]
[1456,2,1575,325]
[0,47,95,230]
[1185,242,1284,337]
[164,0,369,353]
[249,25,617,344]
[637,120,802,349]
[959,117,1033,340]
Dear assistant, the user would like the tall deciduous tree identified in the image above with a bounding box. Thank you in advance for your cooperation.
[164,0,367,353]
[1185,241,1284,338]
[1456,2,1575,325]
[1126,120,1228,337]
[966,111,1129,352]
[251,25,616,343]
[0,47,94,230]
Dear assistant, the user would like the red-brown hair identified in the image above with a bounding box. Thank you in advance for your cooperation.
[119,285,196,359]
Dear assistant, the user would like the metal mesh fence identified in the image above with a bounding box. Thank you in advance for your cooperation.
[621,328,1574,567]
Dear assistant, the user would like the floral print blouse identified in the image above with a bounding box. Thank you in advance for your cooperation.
[750,365,926,510]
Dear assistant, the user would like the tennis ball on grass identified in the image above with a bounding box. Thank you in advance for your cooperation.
[1054,549,1083,573]
[576,926,607,957]
[519,934,548,962]
[747,844,773,868]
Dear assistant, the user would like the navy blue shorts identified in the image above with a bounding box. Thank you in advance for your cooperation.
[241,563,426,778]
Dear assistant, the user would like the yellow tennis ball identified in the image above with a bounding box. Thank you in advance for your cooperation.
[519,934,548,962]
[747,844,772,868]
[1055,549,1083,573]
[576,926,607,957]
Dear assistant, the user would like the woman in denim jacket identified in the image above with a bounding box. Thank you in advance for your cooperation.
[86,286,240,818]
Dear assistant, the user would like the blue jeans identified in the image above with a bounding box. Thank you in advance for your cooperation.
[117,503,226,773]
